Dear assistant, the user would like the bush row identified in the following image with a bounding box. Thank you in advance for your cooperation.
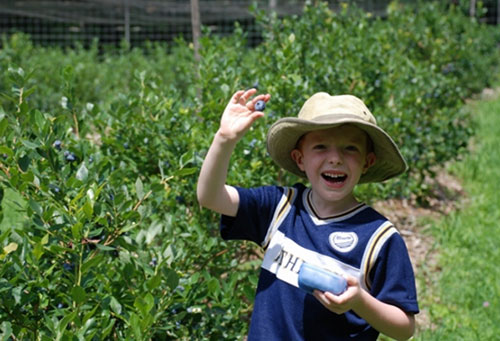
[0,1,499,339]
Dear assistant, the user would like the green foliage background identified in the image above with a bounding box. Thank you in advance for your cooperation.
[0,1,499,339]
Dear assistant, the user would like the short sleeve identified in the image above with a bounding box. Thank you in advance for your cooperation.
[368,233,419,314]
[220,186,284,245]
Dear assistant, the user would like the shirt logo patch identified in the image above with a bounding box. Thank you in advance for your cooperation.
[329,232,358,253]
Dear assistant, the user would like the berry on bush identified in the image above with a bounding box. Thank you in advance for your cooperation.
[64,151,76,162]
[53,140,62,150]
[49,184,60,193]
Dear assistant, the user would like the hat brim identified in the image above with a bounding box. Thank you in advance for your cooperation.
[266,114,407,183]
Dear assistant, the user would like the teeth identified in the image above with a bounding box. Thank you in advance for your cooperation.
[323,173,345,179]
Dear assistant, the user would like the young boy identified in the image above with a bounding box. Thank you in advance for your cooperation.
[197,89,419,340]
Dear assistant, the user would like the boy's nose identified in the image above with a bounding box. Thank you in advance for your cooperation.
[327,147,343,165]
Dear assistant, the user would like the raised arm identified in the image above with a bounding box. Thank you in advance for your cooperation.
[197,89,270,217]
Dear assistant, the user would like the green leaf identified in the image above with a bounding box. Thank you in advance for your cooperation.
[8,66,25,79]
[86,188,95,205]
[242,283,255,301]
[96,244,115,251]
[28,199,42,216]
[135,177,144,200]
[20,139,39,150]
[146,274,161,291]
[18,154,31,172]
[18,101,29,115]
[62,65,74,82]
[12,286,22,305]
[110,296,122,315]
[71,222,82,240]
[0,93,17,105]
[101,318,116,339]
[83,198,93,219]
[145,222,162,244]
[0,146,13,158]
[164,244,175,265]
[76,164,88,182]
[128,313,142,340]
[33,234,49,260]
[81,253,103,275]
[0,321,13,341]
[70,187,86,207]
[82,305,99,325]
[207,277,220,295]
[32,109,44,133]
[221,83,230,97]
[129,312,142,339]
[41,233,49,244]
[173,167,197,177]
[57,310,78,337]
[0,242,17,260]
[23,86,37,99]
[0,119,9,139]
[33,242,44,260]
[179,150,194,168]
[71,285,87,305]
[144,293,154,313]
[165,268,179,291]
[134,293,154,317]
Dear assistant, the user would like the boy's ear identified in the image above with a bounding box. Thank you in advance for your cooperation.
[291,149,305,171]
[363,152,376,174]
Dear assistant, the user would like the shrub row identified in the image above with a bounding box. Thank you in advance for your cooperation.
[0,1,498,339]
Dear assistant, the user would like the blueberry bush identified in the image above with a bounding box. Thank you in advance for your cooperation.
[0,1,499,339]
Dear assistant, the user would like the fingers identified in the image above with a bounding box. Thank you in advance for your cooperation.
[248,111,265,125]
[314,290,348,315]
[315,290,343,304]
[230,89,270,111]
[240,88,258,104]
[231,88,256,104]
[230,90,246,104]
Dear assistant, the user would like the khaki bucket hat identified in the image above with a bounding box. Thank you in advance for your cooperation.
[266,92,407,183]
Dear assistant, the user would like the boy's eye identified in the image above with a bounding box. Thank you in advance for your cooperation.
[345,145,359,152]
[313,144,326,150]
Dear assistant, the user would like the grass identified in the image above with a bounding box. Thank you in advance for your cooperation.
[414,93,500,340]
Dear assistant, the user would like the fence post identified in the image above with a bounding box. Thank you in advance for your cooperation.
[190,0,202,104]
[469,0,476,17]
[497,0,500,25]
[124,0,130,45]
[191,0,201,63]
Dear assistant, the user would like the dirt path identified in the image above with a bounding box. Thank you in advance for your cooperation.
[372,170,465,330]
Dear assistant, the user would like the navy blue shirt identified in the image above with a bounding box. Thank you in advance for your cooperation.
[221,184,419,340]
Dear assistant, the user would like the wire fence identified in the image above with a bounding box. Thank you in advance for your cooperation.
[0,0,499,48]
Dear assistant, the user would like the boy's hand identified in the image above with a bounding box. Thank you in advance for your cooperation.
[218,89,270,142]
[313,275,416,340]
[313,275,363,315]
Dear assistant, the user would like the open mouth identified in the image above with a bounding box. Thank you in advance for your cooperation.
[321,172,347,184]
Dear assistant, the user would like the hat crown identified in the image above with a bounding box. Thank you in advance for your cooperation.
[298,92,377,125]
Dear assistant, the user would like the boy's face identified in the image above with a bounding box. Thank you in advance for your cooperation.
[291,125,376,211]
